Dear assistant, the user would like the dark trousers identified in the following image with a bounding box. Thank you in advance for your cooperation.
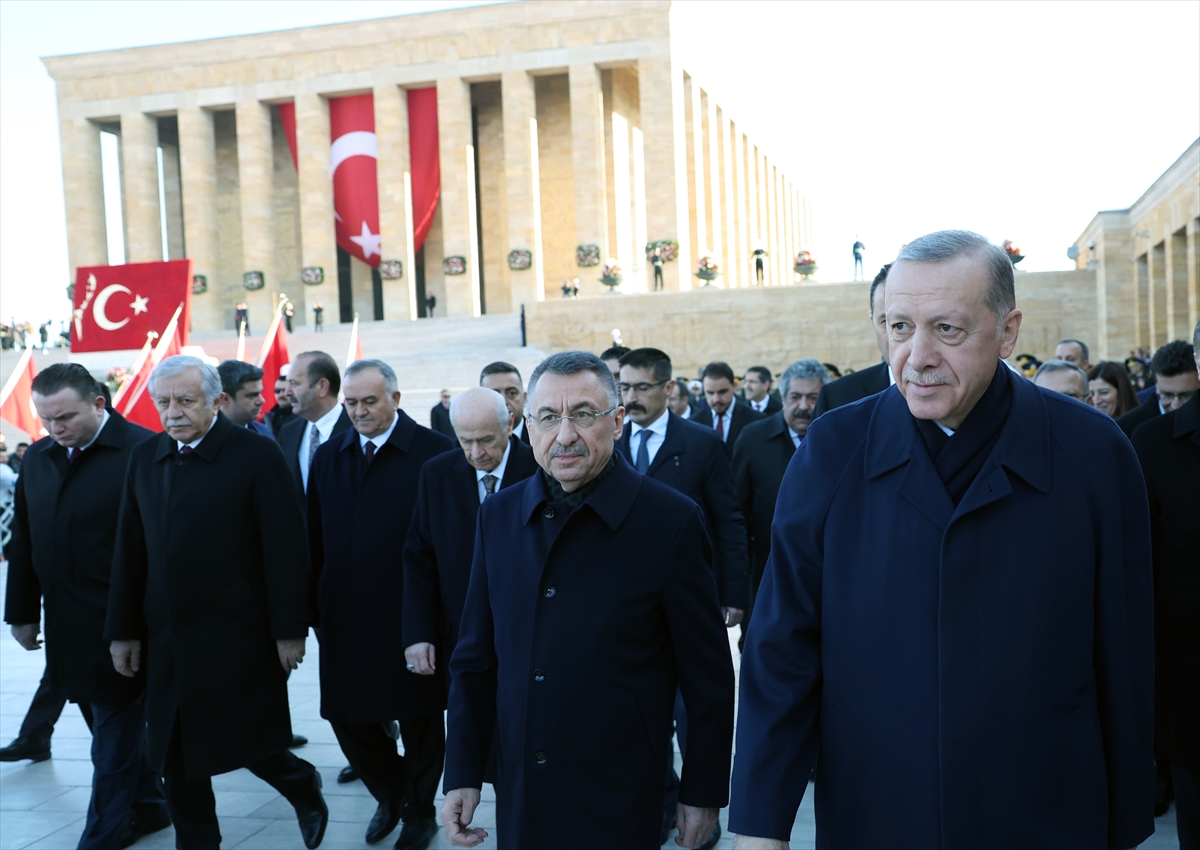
[754,258,764,284]
[662,690,689,828]
[162,715,316,850]
[1176,762,1199,850]
[79,691,166,850]
[330,716,445,820]
[854,255,863,280]
[19,667,84,741]
[653,266,664,290]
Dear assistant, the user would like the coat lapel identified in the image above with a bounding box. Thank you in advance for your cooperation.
[865,388,954,530]
[645,413,685,477]
[452,450,480,515]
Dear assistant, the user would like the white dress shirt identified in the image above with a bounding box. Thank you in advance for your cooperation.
[710,407,733,442]
[300,404,345,490]
[358,412,399,453]
[787,424,804,450]
[679,406,691,420]
[512,417,526,441]
[476,441,512,503]
[748,397,771,414]
[628,409,669,468]
[176,414,217,452]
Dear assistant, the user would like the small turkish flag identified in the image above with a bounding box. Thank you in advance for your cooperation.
[256,306,291,420]
[0,348,44,439]
[117,305,185,432]
[71,259,192,352]
[330,95,382,267]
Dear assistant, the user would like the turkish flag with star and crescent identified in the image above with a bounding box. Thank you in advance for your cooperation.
[329,94,381,267]
[70,259,192,352]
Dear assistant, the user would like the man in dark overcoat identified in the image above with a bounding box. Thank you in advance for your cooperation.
[5,364,168,849]
[1132,322,1200,847]
[279,351,353,511]
[442,351,735,850]
[308,359,454,850]
[429,389,458,440]
[105,355,327,850]
[691,361,763,457]
[730,231,1155,849]
[403,387,538,679]
[812,263,892,419]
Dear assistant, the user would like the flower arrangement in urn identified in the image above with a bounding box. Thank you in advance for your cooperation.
[794,250,818,278]
[600,258,623,290]
[1002,239,1024,265]
[696,253,720,282]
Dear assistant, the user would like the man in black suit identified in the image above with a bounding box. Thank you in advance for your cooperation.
[1032,359,1089,402]
[218,360,273,438]
[615,347,747,850]
[479,361,532,446]
[279,351,353,506]
[403,387,538,682]
[692,361,764,456]
[1131,322,1200,848]
[813,263,893,418]
[740,366,782,416]
[5,364,169,850]
[308,360,454,850]
[428,389,457,440]
[265,371,296,438]
[731,358,830,646]
[105,356,327,850]
[1117,339,1198,440]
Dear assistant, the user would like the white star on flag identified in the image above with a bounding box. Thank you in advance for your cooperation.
[349,221,382,259]
[131,295,149,315]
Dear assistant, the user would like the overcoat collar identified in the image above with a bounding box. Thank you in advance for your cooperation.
[1172,391,1200,446]
[334,408,417,455]
[153,410,234,462]
[760,411,789,441]
[520,449,640,531]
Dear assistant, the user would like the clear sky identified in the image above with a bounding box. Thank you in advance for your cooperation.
[1,0,1197,325]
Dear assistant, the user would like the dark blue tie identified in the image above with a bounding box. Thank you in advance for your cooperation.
[635,430,650,474]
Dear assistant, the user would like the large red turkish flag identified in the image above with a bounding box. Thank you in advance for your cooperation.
[329,95,381,267]
[70,259,192,352]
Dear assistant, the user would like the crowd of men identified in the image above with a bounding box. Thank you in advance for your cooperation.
[0,228,1196,850]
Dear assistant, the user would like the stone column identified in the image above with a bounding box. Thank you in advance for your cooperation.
[1188,220,1199,333]
[747,142,760,283]
[58,117,108,279]
[438,76,482,316]
[295,94,338,319]
[119,112,162,263]
[502,70,545,307]
[569,64,608,283]
[720,110,739,289]
[374,84,415,319]
[236,99,275,321]
[684,74,706,260]
[160,142,185,261]
[177,108,220,331]
[732,125,748,288]
[762,156,775,285]
[704,93,722,279]
[638,55,690,290]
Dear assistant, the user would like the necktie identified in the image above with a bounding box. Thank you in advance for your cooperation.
[635,430,650,473]
[307,424,320,470]
[481,474,498,499]
[67,447,80,464]
[363,442,376,464]
[179,445,194,456]
[715,413,725,440]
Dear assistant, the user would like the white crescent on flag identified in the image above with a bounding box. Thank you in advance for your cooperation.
[93,284,133,331]
[330,131,377,174]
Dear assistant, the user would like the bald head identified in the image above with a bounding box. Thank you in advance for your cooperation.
[450,387,513,472]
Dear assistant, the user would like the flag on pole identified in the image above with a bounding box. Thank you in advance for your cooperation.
[111,331,158,409]
[0,348,44,440]
[236,320,248,362]
[118,303,184,431]
[345,313,364,369]
[256,298,290,419]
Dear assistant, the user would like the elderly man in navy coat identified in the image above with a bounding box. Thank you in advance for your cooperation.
[308,359,454,850]
[442,351,735,850]
[730,231,1154,849]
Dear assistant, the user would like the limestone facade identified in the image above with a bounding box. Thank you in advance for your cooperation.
[44,0,807,332]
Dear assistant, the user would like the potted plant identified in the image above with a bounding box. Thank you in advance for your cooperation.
[600,259,623,291]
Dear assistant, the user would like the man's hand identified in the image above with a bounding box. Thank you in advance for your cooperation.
[277,638,306,671]
[442,787,488,847]
[11,624,42,651]
[732,836,789,850]
[111,640,141,677]
[722,607,744,627]
[676,804,719,848]
[404,642,436,675]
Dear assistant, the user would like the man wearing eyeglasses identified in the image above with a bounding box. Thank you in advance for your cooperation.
[1032,360,1089,402]
[442,351,735,850]
[1117,339,1199,440]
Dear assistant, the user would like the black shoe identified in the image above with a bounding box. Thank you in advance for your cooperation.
[291,772,328,850]
[337,764,359,784]
[366,798,403,845]
[289,734,309,749]
[697,822,722,850]
[394,817,438,850]
[0,736,51,762]
[119,810,172,849]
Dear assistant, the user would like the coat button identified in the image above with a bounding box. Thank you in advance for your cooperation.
[534,669,545,682]
[543,586,556,598]
[542,506,555,519]
[535,751,547,765]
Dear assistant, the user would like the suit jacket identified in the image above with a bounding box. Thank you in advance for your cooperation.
[616,412,749,607]
[729,377,1154,848]
[812,360,889,418]
[513,418,533,446]
[105,413,311,780]
[5,413,154,704]
[247,418,274,439]
[430,402,457,441]
[307,409,455,722]
[1132,392,1200,767]
[691,402,763,457]
[740,394,782,416]
[402,437,539,657]
[1116,394,1159,440]
[730,412,795,575]
[278,407,353,508]
[445,452,734,849]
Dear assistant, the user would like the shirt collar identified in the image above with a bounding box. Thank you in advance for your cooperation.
[177,413,218,451]
[476,440,512,482]
[629,408,669,438]
[78,409,111,452]
[358,411,399,449]
[312,403,344,437]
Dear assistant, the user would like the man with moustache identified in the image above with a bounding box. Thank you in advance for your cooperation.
[279,352,352,509]
[5,364,169,849]
[730,231,1154,849]
[731,359,829,644]
[480,362,532,446]
[813,263,893,417]
[308,359,454,850]
[265,369,296,438]
[442,351,735,850]
[692,362,763,456]
[106,356,327,850]
[739,367,781,416]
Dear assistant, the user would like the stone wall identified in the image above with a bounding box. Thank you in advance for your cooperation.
[536,75,577,296]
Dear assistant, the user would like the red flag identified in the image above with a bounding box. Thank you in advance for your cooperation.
[71,259,192,352]
[329,95,381,267]
[119,305,184,432]
[0,348,44,440]
[110,331,158,409]
[256,303,290,419]
[407,87,440,253]
[345,313,364,369]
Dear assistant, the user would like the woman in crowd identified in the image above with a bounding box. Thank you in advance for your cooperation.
[1086,360,1139,418]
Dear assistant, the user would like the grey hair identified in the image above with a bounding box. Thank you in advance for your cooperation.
[1034,359,1088,387]
[344,359,398,394]
[149,355,222,405]
[895,230,1015,333]
[779,358,831,395]
[1058,338,1090,363]
[450,387,509,431]
[525,350,620,413]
